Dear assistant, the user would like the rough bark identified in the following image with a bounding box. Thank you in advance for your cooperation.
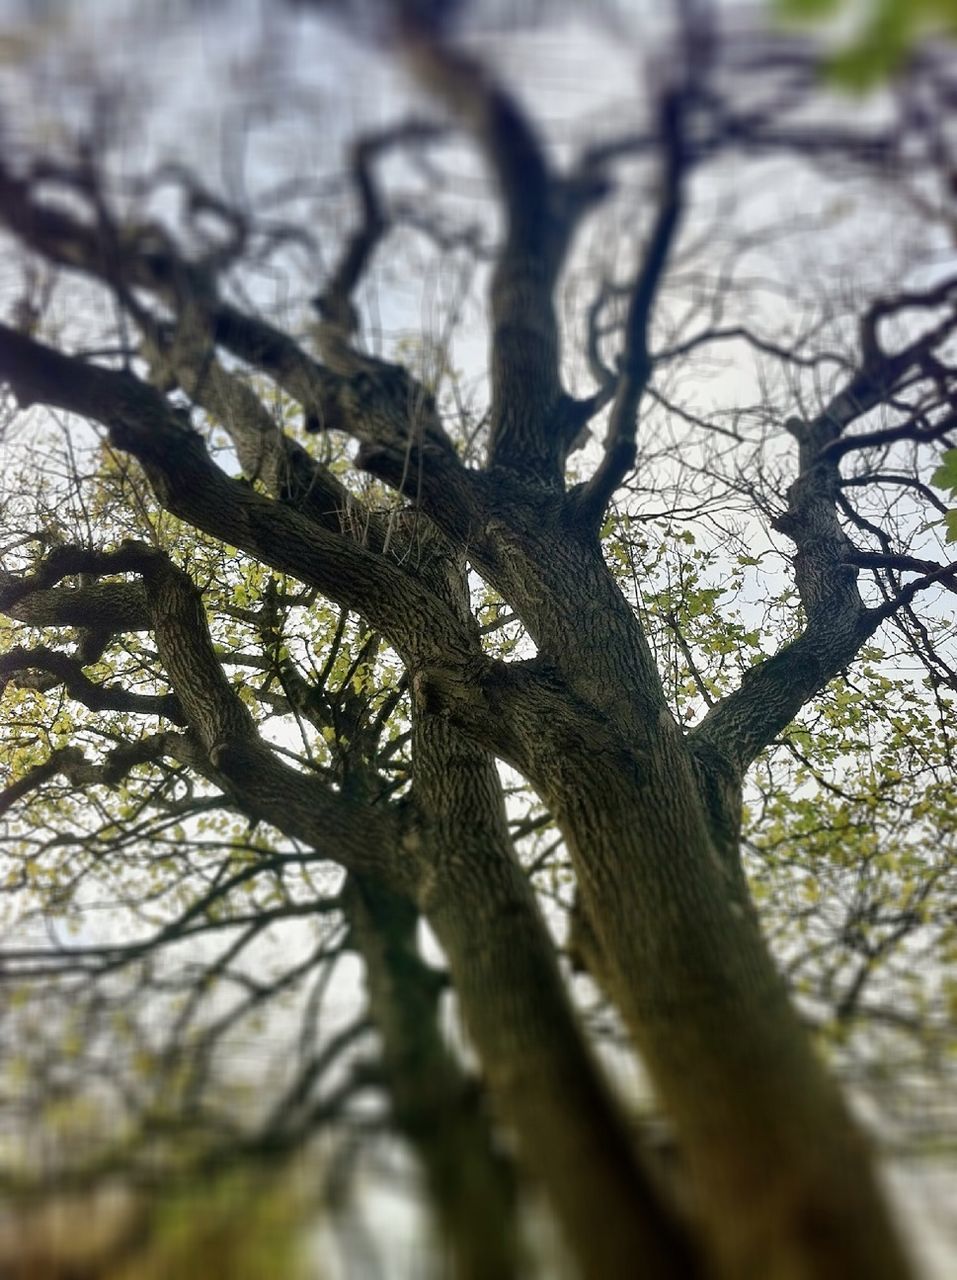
[402,530,697,1277]
[410,712,699,1280]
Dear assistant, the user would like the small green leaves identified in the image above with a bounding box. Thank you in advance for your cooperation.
[777,0,957,89]
[931,448,957,542]
[931,449,957,495]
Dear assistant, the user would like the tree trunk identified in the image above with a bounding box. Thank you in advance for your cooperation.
[412,712,699,1279]
[550,734,911,1280]
[343,875,520,1280]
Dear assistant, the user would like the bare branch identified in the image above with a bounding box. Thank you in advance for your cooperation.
[576,88,691,525]
[313,120,445,340]
[865,557,957,621]
[846,550,957,592]
[690,271,957,774]
[402,23,608,482]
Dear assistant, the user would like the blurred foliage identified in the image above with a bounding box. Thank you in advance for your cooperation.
[0,1165,311,1279]
[779,0,957,85]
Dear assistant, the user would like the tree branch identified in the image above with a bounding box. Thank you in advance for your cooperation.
[0,572,149,634]
[313,120,444,343]
[0,156,467,525]
[0,732,177,818]
[74,540,414,889]
[689,271,957,775]
[402,23,608,482]
[846,550,957,594]
[0,645,184,722]
[576,88,691,526]
[0,324,477,672]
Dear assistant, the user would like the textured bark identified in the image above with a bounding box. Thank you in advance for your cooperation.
[551,747,909,1280]
[451,511,910,1277]
[411,713,699,1280]
[400,531,697,1277]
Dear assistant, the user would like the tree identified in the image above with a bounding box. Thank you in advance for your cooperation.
[0,2,955,1275]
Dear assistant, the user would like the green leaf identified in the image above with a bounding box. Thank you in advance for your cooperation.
[932,449,957,496]
[778,0,957,89]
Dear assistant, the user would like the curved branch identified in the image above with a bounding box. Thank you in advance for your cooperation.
[846,550,957,592]
[576,88,691,526]
[0,157,464,521]
[0,536,413,886]
[0,324,476,671]
[0,732,177,818]
[0,645,184,722]
[313,119,445,338]
[690,276,957,775]
[126,542,412,888]
[865,557,957,622]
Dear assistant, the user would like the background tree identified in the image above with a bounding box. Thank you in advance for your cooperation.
[0,1,955,1276]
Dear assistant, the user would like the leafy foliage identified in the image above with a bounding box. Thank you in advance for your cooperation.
[779,0,957,86]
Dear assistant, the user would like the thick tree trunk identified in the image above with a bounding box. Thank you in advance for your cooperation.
[455,504,915,1278]
[412,713,699,1279]
[550,735,912,1280]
